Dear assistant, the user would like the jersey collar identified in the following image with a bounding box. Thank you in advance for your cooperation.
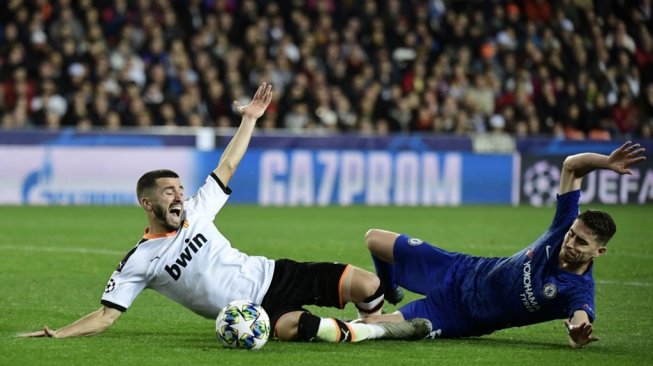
[143,227,178,239]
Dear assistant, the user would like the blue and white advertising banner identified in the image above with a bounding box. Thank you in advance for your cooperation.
[0,146,514,206]
[519,154,653,206]
[0,146,197,205]
[212,149,514,206]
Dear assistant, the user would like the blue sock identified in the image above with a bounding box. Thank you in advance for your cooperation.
[371,254,396,291]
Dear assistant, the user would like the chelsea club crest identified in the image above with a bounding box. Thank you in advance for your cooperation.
[542,283,558,299]
[408,238,424,246]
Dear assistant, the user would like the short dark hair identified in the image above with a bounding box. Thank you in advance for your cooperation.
[136,169,179,199]
[577,210,616,245]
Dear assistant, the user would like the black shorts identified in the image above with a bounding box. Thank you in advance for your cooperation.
[260,259,348,331]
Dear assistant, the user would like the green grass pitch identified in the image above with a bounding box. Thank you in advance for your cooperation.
[1,204,651,365]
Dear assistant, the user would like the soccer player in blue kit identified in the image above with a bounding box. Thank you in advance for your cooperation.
[362,141,646,348]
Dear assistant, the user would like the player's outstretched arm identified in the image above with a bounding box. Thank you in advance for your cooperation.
[19,306,121,338]
[214,82,273,186]
[564,310,598,348]
[559,141,646,194]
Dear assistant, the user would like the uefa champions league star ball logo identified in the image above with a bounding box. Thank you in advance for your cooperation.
[104,279,116,293]
[523,160,560,206]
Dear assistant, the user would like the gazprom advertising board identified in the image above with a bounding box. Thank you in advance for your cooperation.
[1,146,513,206]
[3,141,651,206]
[217,149,514,205]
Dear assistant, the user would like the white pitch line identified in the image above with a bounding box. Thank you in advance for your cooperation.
[605,251,653,259]
[1,244,124,256]
[596,279,652,288]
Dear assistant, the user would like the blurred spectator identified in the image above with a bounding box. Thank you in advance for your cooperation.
[0,0,650,140]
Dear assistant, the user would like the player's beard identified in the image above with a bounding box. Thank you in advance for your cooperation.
[561,248,579,263]
[561,246,590,265]
[152,202,182,231]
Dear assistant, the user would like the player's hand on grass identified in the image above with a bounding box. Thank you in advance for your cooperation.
[564,319,598,348]
[19,326,58,338]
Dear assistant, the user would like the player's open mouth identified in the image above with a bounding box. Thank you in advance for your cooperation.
[169,204,182,217]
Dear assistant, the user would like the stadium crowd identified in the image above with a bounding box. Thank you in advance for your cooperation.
[0,0,651,139]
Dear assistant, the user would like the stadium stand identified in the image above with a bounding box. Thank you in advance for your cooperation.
[0,0,651,139]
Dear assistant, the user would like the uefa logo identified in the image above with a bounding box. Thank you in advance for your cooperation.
[104,278,116,293]
[522,160,560,206]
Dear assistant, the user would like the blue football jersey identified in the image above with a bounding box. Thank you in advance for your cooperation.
[397,190,596,337]
[457,190,596,336]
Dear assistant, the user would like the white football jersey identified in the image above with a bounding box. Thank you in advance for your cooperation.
[101,173,275,319]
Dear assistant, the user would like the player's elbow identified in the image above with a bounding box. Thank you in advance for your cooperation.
[562,155,579,173]
[219,160,237,176]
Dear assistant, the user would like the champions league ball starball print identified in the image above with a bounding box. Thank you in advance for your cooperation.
[215,300,270,350]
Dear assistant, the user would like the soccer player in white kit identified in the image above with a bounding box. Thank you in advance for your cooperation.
[22,83,431,343]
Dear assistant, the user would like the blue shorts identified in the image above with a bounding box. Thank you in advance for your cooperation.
[393,234,470,337]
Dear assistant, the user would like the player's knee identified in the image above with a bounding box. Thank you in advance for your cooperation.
[365,229,382,251]
[352,268,381,298]
[348,267,381,300]
[275,311,302,341]
[359,270,381,298]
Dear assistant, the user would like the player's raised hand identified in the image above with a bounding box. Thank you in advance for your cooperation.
[233,82,273,120]
[564,319,598,348]
[607,141,646,175]
[18,326,57,338]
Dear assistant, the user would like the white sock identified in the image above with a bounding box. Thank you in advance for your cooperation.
[316,318,384,342]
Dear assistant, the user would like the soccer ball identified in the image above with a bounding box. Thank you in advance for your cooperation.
[215,300,270,350]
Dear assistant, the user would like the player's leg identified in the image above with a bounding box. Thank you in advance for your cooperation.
[275,310,431,342]
[276,310,383,342]
[365,229,403,304]
[339,265,385,318]
[392,234,459,296]
[365,298,442,339]
[263,260,430,342]
[365,228,399,262]
[368,230,461,304]
[359,310,405,324]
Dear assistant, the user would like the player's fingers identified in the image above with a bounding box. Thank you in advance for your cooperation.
[233,101,244,114]
[264,84,273,102]
[629,152,647,162]
[626,148,644,159]
[625,142,640,152]
[253,82,266,100]
[18,330,45,337]
[620,141,632,151]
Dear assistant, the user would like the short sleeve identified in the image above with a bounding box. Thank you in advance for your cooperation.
[564,280,596,322]
[100,251,148,311]
[550,190,580,232]
[183,173,231,220]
